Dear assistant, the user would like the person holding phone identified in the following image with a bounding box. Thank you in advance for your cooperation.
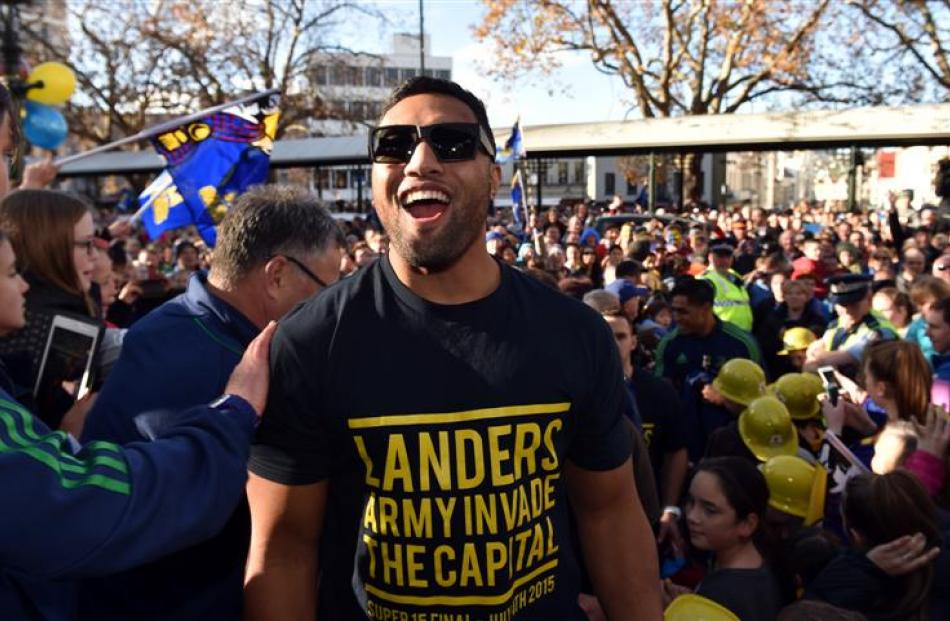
[0,189,102,430]
[0,227,276,620]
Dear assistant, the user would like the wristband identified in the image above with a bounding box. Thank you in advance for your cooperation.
[662,506,682,519]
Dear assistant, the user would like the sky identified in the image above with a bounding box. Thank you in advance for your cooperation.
[358,0,631,127]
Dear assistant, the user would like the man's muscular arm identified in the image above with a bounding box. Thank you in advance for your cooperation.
[567,459,663,621]
[244,475,327,621]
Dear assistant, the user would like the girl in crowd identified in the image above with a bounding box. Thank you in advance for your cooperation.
[863,340,931,425]
[806,470,945,620]
[664,457,786,621]
[0,189,101,428]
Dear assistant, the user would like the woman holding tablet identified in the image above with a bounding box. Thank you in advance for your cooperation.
[0,188,101,429]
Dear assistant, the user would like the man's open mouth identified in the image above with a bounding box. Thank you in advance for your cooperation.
[402,189,451,221]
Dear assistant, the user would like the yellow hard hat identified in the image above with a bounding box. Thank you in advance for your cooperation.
[778,327,817,355]
[760,455,828,526]
[771,373,824,420]
[738,396,799,461]
[665,594,740,621]
[712,358,766,407]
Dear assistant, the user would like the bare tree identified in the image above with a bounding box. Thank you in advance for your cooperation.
[476,0,861,201]
[846,0,950,101]
[20,0,383,145]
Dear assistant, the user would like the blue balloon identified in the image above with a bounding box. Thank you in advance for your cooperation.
[23,101,68,149]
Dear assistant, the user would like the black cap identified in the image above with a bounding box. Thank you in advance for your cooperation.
[710,242,735,255]
[827,273,872,306]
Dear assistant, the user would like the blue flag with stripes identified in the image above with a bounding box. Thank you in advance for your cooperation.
[138,93,280,246]
[495,117,525,163]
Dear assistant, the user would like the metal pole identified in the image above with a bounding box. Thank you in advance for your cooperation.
[55,88,280,167]
[418,0,425,74]
[847,145,857,211]
[648,152,656,213]
[536,160,544,212]
[678,153,685,212]
[356,167,363,211]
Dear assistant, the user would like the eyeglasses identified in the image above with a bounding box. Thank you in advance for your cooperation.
[73,239,97,255]
[369,123,495,164]
[278,255,330,288]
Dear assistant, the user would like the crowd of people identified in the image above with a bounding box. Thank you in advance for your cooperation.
[1,76,949,621]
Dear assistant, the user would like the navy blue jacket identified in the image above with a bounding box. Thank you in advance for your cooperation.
[654,318,762,460]
[79,273,259,621]
[0,381,256,621]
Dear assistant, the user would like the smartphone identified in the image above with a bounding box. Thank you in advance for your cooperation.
[34,314,103,414]
[817,365,840,407]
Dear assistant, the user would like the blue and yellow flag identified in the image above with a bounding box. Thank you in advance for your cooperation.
[511,169,526,230]
[495,117,525,163]
[139,93,280,246]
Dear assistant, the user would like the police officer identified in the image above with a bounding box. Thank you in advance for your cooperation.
[804,274,898,377]
[699,242,753,331]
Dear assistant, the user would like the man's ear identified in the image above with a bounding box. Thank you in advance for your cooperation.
[261,256,287,298]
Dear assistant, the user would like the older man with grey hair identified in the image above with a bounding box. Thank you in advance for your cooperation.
[78,184,344,621]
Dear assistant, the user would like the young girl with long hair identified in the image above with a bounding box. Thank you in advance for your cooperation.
[807,470,944,620]
[0,189,100,427]
[665,457,786,620]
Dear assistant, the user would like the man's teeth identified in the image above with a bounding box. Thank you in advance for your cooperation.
[404,190,450,205]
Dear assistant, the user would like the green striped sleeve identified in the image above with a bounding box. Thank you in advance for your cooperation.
[0,399,130,495]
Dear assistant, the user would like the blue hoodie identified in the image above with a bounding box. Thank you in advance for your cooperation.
[79,272,259,621]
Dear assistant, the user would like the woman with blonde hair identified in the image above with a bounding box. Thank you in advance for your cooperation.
[0,189,100,427]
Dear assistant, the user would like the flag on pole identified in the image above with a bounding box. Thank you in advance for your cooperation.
[495,117,525,163]
[511,169,527,230]
[138,92,280,246]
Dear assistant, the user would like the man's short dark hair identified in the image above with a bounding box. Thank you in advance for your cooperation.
[381,77,495,153]
[670,277,715,306]
[212,184,345,286]
[615,259,642,279]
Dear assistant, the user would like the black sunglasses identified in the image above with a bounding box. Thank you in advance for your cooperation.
[369,123,495,164]
[274,255,330,288]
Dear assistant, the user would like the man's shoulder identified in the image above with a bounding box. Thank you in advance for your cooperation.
[506,265,604,325]
[278,260,382,337]
[717,321,759,350]
[124,291,199,339]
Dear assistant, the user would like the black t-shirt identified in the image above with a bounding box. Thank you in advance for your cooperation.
[697,565,785,621]
[250,257,632,620]
[629,370,687,482]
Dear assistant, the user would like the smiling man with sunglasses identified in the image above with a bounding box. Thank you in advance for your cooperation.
[246,77,661,621]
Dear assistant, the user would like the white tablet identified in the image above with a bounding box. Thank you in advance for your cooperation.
[32,314,102,401]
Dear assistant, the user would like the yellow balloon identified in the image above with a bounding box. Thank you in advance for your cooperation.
[26,62,76,105]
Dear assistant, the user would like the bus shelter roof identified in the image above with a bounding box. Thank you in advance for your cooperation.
[58,102,950,177]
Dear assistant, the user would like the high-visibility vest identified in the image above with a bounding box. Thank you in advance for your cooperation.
[700,269,753,332]
[822,311,898,353]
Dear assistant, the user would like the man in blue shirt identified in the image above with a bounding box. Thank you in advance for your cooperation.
[79,185,345,621]
[655,277,762,460]
[926,297,950,380]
